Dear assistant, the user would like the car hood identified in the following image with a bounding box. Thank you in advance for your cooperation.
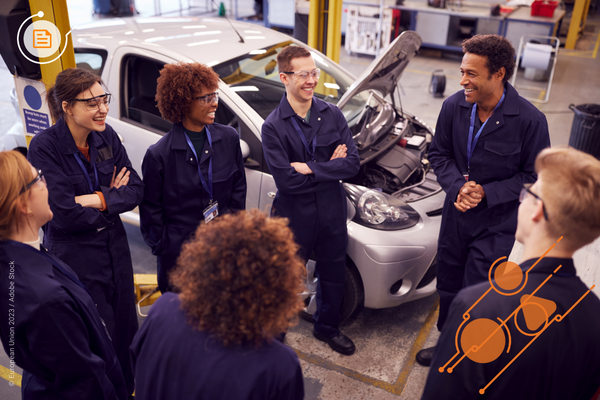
[338,31,422,109]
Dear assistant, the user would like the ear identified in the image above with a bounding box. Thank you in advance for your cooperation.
[279,72,289,86]
[62,101,71,116]
[530,200,545,222]
[495,67,506,82]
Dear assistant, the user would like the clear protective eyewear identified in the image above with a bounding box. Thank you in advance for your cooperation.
[73,93,112,111]
[195,92,219,105]
[20,169,46,194]
[282,68,321,81]
[519,183,549,221]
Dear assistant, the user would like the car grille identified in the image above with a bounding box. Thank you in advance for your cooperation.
[416,255,437,289]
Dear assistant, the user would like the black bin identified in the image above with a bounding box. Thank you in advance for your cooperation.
[568,104,600,160]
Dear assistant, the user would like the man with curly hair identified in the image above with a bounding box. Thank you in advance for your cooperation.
[416,35,550,366]
[130,210,305,399]
[139,62,247,293]
[261,46,360,355]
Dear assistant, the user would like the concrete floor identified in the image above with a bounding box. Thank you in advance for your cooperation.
[0,1,599,399]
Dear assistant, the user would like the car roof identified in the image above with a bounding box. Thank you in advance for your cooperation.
[72,16,293,65]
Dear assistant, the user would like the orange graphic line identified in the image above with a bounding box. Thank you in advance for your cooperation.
[497,317,512,353]
[481,285,593,394]
[440,351,461,372]
[525,236,563,275]
[465,286,494,315]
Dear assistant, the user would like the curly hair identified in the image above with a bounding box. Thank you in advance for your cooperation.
[170,209,306,347]
[462,35,515,83]
[155,62,220,123]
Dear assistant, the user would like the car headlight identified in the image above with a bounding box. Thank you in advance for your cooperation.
[343,183,420,230]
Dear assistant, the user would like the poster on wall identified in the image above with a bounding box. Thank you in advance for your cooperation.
[13,76,52,148]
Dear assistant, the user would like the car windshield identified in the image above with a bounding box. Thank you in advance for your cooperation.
[212,41,370,128]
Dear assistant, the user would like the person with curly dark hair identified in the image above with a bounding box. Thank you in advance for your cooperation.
[139,62,247,293]
[416,34,550,366]
[130,209,305,399]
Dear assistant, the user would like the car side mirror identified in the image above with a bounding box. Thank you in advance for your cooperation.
[240,139,250,160]
[264,60,277,76]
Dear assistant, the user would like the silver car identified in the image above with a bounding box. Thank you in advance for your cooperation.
[13,16,444,320]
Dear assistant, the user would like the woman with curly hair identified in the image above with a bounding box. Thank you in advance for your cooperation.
[139,62,247,293]
[130,209,305,399]
[0,151,128,399]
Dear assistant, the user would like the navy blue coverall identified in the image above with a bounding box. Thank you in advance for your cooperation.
[428,83,550,330]
[28,118,143,394]
[0,240,128,400]
[262,95,360,336]
[130,293,305,400]
[422,257,600,399]
[139,122,246,293]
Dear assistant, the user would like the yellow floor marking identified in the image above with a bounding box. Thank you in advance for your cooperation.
[295,299,440,395]
[0,364,21,387]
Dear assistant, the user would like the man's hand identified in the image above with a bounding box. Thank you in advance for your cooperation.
[330,144,347,160]
[110,167,130,189]
[290,162,314,175]
[454,181,485,212]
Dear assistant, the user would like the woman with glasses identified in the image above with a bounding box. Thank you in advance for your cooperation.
[0,151,129,400]
[140,62,246,293]
[27,68,143,397]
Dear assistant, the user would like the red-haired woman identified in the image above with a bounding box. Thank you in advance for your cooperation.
[140,62,246,293]
[27,68,143,395]
[131,209,304,400]
[0,151,128,399]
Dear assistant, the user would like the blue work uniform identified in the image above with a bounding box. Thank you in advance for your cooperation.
[0,241,128,400]
[262,95,360,337]
[28,118,143,394]
[139,122,247,293]
[428,83,550,330]
[130,293,305,400]
[422,257,600,399]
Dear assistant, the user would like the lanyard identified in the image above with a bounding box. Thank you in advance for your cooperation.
[184,126,213,201]
[467,88,506,171]
[73,153,99,193]
[291,116,317,161]
[4,240,92,297]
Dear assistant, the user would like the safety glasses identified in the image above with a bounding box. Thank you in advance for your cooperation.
[195,92,219,105]
[20,169,46,194]
[73,93,112,111]
[281,68,321,81]
[519,183,549,221]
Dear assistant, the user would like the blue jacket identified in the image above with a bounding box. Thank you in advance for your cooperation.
[28,118,144,238]
[140,122,246,258]
[0,241,128,400]
[130,293,305,400]
[429,83,550,228]
[261,95,360,227]
[423,257,600,399]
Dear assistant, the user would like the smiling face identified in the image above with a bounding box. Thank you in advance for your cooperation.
[64,82,109,134]
[280,55,318,106]
[182,86,219,132]
[460,52,504,107]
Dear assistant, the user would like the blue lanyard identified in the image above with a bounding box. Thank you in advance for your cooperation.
[73,153,99,193]
[184,126,213,201]
[291,116,317,161]
[467,89,506,171]
[4,240,92,297]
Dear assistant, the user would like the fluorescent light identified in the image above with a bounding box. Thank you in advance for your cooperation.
[230,86,259,92]
[187,39,220,47]
[249,49,267,55]
[324,83,340,89]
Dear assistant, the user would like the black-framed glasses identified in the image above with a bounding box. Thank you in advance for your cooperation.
[519,183,549,221]
[20,170,46,194]
[73,93,112,111]
[195,92,219,105]
[281,68,321,81]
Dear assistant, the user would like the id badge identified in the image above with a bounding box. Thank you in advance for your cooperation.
[462,172,469,181]
[203,201,218,224]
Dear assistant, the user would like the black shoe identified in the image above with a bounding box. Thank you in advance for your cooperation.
[313,330,356,355]
[416,346,436,366]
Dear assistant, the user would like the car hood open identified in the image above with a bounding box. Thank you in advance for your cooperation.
[338,31,422,109]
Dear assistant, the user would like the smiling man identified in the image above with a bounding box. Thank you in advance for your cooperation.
[140,62,247,293]
[261,46,360,355]
[416,35,551,366]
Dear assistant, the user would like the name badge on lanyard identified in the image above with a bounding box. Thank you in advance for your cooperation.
[184,127,218,224]
[464,88,506,181]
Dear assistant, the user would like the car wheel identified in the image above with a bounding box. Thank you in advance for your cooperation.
[299,259,364,324]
